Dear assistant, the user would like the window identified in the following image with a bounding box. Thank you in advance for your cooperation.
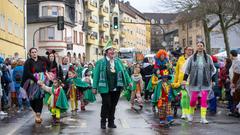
[60,7,64,16]
[52,6,58,16]
[188,21,192,29]
[75,10,78,22]
[79,32,83,45]
[74,31,77,44]
[196,20,200,27]
[8,19,12,33]
[196,35,203,42]
[42,6,48,16]
[189,36,192,46]
[42,6,63,17]
[182,38,186,47]
[39,28,46,41]
[182,24,185,31]
[14,23,18,36]
[48,27,54,40]
[0,14,5,30]
[79,12,82,24]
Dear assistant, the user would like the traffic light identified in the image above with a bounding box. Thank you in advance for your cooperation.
[57,16,64,30]
[113,17,118,29]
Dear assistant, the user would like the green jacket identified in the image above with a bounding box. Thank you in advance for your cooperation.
[93,57,132,94]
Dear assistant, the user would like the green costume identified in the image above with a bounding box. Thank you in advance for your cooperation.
[93,57,132,94]
[67,77,89,88]
[151,81,172,106]
[82,68,96,103]
[76,66,84,79]
[46,87,69,113]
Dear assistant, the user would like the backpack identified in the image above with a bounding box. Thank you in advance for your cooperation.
[14,69,23,83]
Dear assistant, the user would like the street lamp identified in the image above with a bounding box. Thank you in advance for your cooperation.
[32,24,56,48]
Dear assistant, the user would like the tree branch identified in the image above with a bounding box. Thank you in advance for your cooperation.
[225,15,237,28]
[227,19,240,29]
[208,20,220,31]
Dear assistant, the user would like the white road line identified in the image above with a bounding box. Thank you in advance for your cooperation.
[119,119,130,128]
[6,113,34,135]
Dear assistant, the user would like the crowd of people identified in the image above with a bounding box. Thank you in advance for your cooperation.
[0,40,240,129]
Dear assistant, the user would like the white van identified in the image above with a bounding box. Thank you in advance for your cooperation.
[145,54,155,64]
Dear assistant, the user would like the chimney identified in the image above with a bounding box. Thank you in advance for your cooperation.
[125,1,130,5]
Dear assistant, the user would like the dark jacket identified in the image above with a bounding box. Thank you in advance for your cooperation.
[21,56,49,87]
[141,63,153,88]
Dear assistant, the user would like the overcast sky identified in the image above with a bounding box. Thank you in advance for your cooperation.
[125,0,168,13]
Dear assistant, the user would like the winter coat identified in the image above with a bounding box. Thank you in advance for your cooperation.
[184,54,216,91]
[93,57,132,94]
[172,55,186,88]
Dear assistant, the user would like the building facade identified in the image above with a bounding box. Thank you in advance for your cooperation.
[27,0,86,63]
[119,1,149,54]
[146,20,151,51]
[0,0,25,58]
[178,19,204,49]
[144,13,179,52]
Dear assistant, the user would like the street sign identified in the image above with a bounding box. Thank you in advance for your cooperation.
[67,44,73,50]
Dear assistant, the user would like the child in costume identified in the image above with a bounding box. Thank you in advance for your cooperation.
[147,68,161,112]
[130,67,144,110]
[154,49,172,73]
[81,68,96,110]
[66,68,90,112]
[39,78,68,124]
[152,69,174,125]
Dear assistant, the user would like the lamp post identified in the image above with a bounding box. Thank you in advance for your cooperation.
[32,24,56,48]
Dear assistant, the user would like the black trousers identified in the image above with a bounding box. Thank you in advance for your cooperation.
[100,91,121,123]
[30,98,43,113]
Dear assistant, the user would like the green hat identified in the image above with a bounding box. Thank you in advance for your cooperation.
[103,39,113,52]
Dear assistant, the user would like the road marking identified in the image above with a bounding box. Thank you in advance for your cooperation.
[119,119,129,128]
[6,113,34,135]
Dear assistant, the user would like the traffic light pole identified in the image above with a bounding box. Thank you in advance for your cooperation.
[32,23,56,48]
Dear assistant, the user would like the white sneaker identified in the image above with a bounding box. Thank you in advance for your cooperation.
[0,111,8,115]
[181,114,187,119]
[187,115,193,122]
[200,118,208,124]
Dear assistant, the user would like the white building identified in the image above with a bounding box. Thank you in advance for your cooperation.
[27,0,86,62]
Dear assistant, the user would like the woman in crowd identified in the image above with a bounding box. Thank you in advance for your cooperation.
[182,41,216,124]
[21,48,49,124]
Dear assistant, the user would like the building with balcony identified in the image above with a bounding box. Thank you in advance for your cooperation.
[27,0,86,62]
[119,1,149,54]
[0,0,25,58]
[84,0,100,61]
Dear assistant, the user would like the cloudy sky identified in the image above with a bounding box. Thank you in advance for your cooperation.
[126,0,167,13]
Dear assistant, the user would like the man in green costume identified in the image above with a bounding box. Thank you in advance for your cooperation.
[93,39,132,129]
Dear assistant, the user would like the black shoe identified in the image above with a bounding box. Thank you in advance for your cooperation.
[101,124,106,129]
[101,119,106,129]
[108,123,117,128]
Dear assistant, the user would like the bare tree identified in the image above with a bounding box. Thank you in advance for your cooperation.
[204,0,240,57]
[158,0,240,56]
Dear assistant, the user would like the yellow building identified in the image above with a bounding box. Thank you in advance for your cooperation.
[0,0,25,58]
[146,20,151,51]
[85,0,112,61]
[119,1,149,54]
